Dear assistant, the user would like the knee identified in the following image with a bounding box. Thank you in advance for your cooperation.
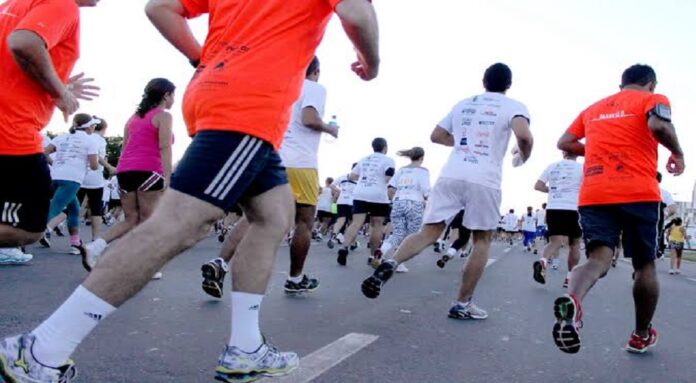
[20,231,43,246]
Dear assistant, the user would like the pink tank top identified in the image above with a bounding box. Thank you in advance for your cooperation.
[117,108,173,175]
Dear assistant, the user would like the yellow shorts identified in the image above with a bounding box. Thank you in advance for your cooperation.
[286,168,319,206]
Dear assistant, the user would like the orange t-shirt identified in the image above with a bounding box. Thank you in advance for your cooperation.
[0,0,80,155]
[567,89,669,206]
[180,0,340,150]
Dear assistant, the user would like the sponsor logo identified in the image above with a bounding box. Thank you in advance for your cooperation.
[85,312,103,321]
[479,121,495,126]
[482,110,497,117]
[462,108,477,115]
[591,110,634,121]
[462,118,472,126]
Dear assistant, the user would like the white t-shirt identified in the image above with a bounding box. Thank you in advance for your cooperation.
[82,134,107,189]
[279,80,327,169]
[389,166,431,203]
[333,175,357,206]
[317,186,333,212]
[351,153,396,204]
[521,213,537,232]
[503,213,518,231]
[437,92,530,189]
[660,188,674,206]
[538,159,582,211]
[50,131,99,184]
[535,209,546,228]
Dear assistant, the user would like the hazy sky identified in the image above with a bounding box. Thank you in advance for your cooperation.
[40,0,696,213]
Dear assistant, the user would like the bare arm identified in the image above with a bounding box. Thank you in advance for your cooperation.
[430,126,454,147]
[387,186,396,200]
[511,116,533,162]
[145,0,202,64]
[557,132,585,156]
[301,107,338,137]
[88,154,99,170]
[8,30,66,98]
[335,0,380,80]
[534,180,549,193]
[44,144,56,165]
[155,112,174,183]
[648,115,685,175]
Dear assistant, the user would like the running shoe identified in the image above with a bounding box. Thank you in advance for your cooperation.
[552,294,583,354]
[337,248,349,266]
[39,230,51,248]
[436,255,451,269]
[53,225,65,237]
[215,341,298,383]
[448,301,489,320]
[370,250,383,268]
[361,260,396,299]
[350,241,359,251]
[395,263,409,273]
[611,257,618,268]
[0,333,76,383]
[668,269,675,275]
[69,243,82,256]
[284,275,319,295]
[326,238,335,249]
[626,326,658,354]
[532,260,546,284]
[533,249,538,255]
[81,240,108,272]
[335,233,345,245]
[433,240,444,253]
[0,248,33,265]
[675,269,681,275]
[202,258,228,298]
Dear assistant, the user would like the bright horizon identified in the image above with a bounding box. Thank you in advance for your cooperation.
[40,0,696,213]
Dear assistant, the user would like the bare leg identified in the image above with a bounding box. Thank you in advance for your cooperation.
[332,217,346,237]
[219,217,250,263]
[456,231,492,302]
[633,261,659,337]
[0,224,42,247]
[567,238,581,272]
[342,213,367,247]
[542,236,564,262]
[568,246,613,301]
[290,205,315,278]
[368,217,385,254]
[99,192,139,244]
[392,223,445,264]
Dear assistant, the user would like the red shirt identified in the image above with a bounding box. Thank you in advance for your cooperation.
[567,89,669,206]
[0,0,80,155]
[180,0,341,150]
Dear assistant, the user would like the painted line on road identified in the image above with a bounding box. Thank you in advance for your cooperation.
[688,278,696,283]
[486,258,497,268]
[260,333,379,383]
[503,248,512,253]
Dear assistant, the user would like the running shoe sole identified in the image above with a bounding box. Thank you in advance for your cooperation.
[201,263,224,298]
[626,337,658,354]
[218,234,225,243]
[327,240,335,249]
[215,365,298,382]
[448,311,488,320]
[361,276,382,299]
[337,249,348,266]
[533,260,546,284]
[284,284,319,295]
[436,258,447,269]
[552,296,581,354]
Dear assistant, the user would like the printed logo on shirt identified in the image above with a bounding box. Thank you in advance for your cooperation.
[462,108,477,115]
[84,312,103,321]
[478,121,495,126]
[249,305,260,311]
[462,118,472,126]
[591,110,635,122]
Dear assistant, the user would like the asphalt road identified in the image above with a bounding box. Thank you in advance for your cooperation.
[2,231,696,383]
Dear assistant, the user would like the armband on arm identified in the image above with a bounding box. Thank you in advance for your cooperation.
[648,104,672,122]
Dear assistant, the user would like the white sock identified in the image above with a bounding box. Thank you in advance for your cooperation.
[89,238,108,256]
[380,241,393,255]
[447,247,457,257]
[229,292,264,352]
[287,274,303,283]
[31,286,115,367]
[566,272,572,280]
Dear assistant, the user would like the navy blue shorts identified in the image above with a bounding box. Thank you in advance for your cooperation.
[171,131,288,212]
[578,202,660,269]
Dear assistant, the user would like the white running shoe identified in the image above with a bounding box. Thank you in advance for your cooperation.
[0,248,33,265]
[152,272,163,280]
[396,263,409,273]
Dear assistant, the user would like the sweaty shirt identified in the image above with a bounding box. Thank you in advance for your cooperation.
[389,166,431,203]
[538,159,583,211]
[352,153,396,204]
[333,174,357,206]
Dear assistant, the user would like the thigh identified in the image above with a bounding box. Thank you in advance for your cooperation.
[423,178,465,225]
[0,154,52,233]
[578,205,622,254]
[621,202,659,269]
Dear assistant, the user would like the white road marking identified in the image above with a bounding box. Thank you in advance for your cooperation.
[486,259,497,268]
[260,333,379,383]
[503,248,512,253]
[688,278,696,283]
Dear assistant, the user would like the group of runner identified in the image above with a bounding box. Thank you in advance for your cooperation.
[0,0,688,382]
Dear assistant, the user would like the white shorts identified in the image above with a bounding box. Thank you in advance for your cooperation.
[423,178,501,231]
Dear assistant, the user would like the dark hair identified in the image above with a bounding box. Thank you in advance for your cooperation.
[509,209,514,213]
[372,137,387,152]
[542,203,547,209]
[674,217,683,226]
[351,162,358,169]
[656,171,663,183]
[70,113,92,133]
[306,56,320,77]
[136,78,176,118]
[621,64,656,87]
[397,146,425,161]
[483,63,512,92]
[325,177,334,185]
[94,116,107,132]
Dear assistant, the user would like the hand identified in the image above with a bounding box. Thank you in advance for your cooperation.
[325,124,339,138]
[351,52,378,81]
[53,88,79,122]
[67,72,100,101]
[666,153,685,176]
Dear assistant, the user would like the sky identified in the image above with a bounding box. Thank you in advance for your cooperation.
[37,0,696,213]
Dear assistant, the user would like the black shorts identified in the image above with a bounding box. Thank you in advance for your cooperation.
[77,187,105,216]
[353,200,390,218]
[117,171,165,193]
[316,210,335,220]
[546,209,582,239]
[171,131,288,212]
[108,199,121,209]
[0,154,52,233]
[337,204,353,219]
[579,202,660,269]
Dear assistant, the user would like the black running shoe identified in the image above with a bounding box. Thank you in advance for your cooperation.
[533,260,546,284]
[201,258,227,298]
[552,294,582,354]
[284,275,319,295]
[53,226,65,237]
[327,238,335,249]
[436,255,451,269]
[337,248,349,266]
[350,242,359,251]
[361,260,396,299]
[39,231,51,248]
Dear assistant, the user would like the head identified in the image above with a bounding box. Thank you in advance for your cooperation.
[656,171,663,184]
[75,0,100,7]
[527,206,533,215]
[136,78,176,117]
[93,116,108,137]
[509,209,515,214]
[71,113,100,134]
[372,137,388,154]
[563,151,578,161]
[483,63,512,94]
[397,146,425,165]
[620,64,657,93]
[325,177,334,186]
[674,217,683,226]
[542,203,547,210]
[306,56,320,82]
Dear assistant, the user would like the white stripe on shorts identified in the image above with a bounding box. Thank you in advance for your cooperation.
[203,135,253,196]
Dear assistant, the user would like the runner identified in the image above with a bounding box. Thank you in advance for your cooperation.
[316,177,338,239]
[360,63,533,321]
[379,147,430,273]
[81,78,175,276]
[666,217,686,275]
[533,203,547,254]
[532,151,583,288]
[520,206,537,252]
[502,209,518,245]
[336,137,396,266]
[435,210,473,269]
[552,64,685,354]
[0,2,380,382]
[41,115,101,254]
[657,172,677,258]
[0,0,99,261]
[327,165,358,248]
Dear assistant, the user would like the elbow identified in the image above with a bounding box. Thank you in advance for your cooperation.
[145,0,167,19]
[430,132,439,144]
[7,34,30,58]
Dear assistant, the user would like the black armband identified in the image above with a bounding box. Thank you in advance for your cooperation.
[385,167,395,177]
[647,104,671,122]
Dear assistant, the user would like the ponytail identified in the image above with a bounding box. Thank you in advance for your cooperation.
[397,146,425,162]
[135,78,176,118]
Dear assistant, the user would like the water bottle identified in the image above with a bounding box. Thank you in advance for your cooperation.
[324,115,338,143]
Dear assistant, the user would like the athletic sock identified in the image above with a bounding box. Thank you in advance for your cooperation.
[69,235,81,246]
[31,286,115,367]
[380,241,393,255]
[229,292,264,352]
[447,247,457,257]
[287,274,304,284]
